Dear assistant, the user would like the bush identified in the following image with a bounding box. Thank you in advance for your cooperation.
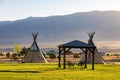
[0,53,4,56]
[106,54,110,56]
[48,53,56,59]
[73,54,80,58]
[113,54,119,56]
[12,53,18,60]
[6,52,10,57]
[20,47,29,56]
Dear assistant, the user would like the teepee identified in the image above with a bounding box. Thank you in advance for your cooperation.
[24,32,48,63]
[80,32,106,64]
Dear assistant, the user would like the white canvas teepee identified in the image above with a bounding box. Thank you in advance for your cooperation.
[24,32,48,63]
[80,32,106,64]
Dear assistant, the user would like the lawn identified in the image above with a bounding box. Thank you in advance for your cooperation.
[0,63,119,80]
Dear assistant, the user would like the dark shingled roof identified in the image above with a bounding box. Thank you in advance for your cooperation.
[58,40,95,48]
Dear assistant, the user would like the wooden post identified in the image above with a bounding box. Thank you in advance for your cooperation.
[81,48,87,69]
[92,48,95,70]
[84,49,87,69]
[58,47,61,68]
[63,48,66,69]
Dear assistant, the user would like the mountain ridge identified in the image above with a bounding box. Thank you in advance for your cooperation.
[0,11,120,47]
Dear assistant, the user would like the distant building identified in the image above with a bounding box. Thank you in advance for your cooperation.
[98,52,105,56]
[46,50,57,54]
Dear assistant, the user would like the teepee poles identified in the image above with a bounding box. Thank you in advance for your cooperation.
[31,32,39,51]
[88,32,95,46]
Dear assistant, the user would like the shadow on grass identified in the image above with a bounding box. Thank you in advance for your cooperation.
[0,68,60,73]
[0,70,39,73]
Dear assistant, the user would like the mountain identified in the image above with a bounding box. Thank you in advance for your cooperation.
[0,11,120,47]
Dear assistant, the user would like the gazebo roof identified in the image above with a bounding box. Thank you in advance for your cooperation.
[58,40,95,48]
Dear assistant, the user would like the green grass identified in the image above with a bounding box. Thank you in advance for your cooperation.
[0,63,119,80]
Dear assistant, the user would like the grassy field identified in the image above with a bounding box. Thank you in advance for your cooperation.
[0,63,119,80]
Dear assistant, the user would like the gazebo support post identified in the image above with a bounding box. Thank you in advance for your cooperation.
[63,48,66,69]
[58,47,61,68]
[92,48,95,70]
[84,49,88,69]
[81,48,87,69]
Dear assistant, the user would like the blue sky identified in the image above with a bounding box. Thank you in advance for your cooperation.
[0,0,120,21]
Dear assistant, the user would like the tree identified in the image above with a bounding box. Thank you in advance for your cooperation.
[20,47,28,56]
[12,53,18,61]
[0,53,4,56]
[13,44,21,53]
[6,52,10,58]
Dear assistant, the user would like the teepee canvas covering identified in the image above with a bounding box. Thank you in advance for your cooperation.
[80,32,105,64]
[24,32,48,63]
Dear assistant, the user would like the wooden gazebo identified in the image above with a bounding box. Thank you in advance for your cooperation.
[58,40,96,70]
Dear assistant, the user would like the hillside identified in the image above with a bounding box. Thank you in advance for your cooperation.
[0,11,120,47]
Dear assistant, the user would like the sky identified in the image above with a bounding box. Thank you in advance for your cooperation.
[0,0,120,21]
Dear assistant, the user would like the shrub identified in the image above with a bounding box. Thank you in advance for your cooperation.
[6,52,10,57]
[73,54,80,58]
[20,47,29,56]
[49,53,56,59]
[0,53,4,56]
[106,54,109,56]
[12,53,18,60]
